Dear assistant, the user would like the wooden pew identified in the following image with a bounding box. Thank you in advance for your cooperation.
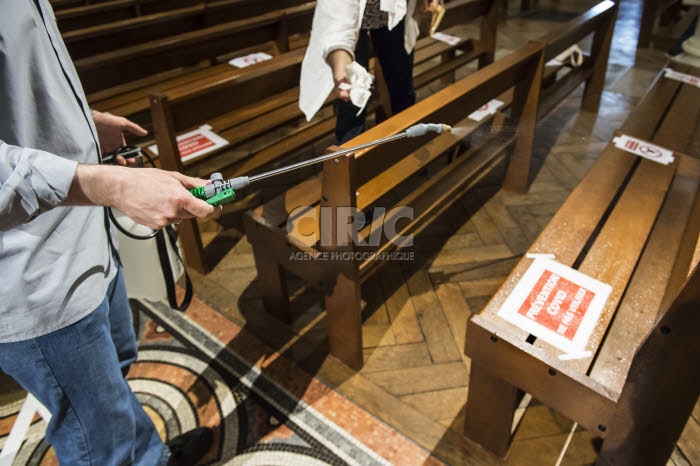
[243,42,547,369]
[598,263,700,465]
[56,0,192,31]
[149,0,500,275]
[536,0,616,119]
[88,43,281,132]
[91,0,497,133]
[73,2,315,95]
[462,62,700,464]
[239,1,617,370]
[56,0,309,31]
[498,0,616,192]
[85,2,315,130]
[150,47,331,273]
[50,0,113,11]
[89,42,285,131]
[61,0,312,59]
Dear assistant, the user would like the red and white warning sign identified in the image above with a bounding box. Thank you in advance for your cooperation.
[468,99,504,121]
[664,68,700,88]
[497,257,611,354]
[148,125,228,162]
[612,134,674,165]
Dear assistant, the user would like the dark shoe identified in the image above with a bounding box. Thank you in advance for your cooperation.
[166,427,214,466]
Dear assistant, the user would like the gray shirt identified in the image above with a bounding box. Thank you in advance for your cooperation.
[0,0,117,342]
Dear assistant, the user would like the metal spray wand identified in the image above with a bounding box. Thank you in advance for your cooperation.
[189,123,452,206]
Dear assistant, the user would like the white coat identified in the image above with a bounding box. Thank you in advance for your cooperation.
[299,0,420,121]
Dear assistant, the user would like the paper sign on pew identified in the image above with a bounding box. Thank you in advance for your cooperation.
[431,32,461,46]
[497,257,611,354]
[663,68,700,88]
[612,134,675,165]
[228,52,273,68]
[148,125,228,162]
[468,99,504,121]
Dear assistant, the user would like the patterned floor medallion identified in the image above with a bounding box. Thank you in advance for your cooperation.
[0,298,439,466]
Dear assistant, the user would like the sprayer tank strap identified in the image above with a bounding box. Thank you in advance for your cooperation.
[155,226,192,312]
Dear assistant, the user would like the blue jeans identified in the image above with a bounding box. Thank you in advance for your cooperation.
[0,267,169,466]
[335,19,416,145]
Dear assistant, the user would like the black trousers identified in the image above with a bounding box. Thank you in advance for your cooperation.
[335,19,416,145]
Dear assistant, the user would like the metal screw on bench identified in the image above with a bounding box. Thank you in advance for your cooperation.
[189,123,452,206]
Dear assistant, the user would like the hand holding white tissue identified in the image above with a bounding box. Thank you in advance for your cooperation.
[337,61,374,115]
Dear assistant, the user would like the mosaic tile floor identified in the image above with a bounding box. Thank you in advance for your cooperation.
[0,296,445,466]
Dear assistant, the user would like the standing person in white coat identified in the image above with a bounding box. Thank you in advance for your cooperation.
[299,0,441,145]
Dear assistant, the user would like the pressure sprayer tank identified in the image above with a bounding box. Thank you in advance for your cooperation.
[111,209,184,301]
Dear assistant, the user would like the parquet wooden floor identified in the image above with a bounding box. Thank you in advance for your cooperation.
[187,0,700,464]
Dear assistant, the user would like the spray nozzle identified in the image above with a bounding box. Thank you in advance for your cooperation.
[191,173,250,207]
[200,174,250,198]
[404,123,452,138]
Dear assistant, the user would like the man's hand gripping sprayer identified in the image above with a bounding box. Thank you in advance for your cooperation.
[189,123,452,206]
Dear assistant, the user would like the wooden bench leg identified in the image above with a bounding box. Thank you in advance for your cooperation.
[464,362,519,457]
[372,59,393,123]
[637,0,658,49]
[581,5,615,113]
[441,50,457,85]
[324,265,363,371]
[178,219,209,274]
[503,50,544,193]
[478,0,499,69]
[319,146,363,370]
[250,240,291,323]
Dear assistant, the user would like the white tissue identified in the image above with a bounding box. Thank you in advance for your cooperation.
[554,45,584,67]
[338,61,374,115]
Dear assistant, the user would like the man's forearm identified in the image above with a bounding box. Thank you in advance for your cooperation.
[66,163,217,230]
[66,163,124,207]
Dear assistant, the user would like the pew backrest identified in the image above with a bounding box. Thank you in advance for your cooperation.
[62,0,313,58]
[150,47,307,173]
[73,2,315,94]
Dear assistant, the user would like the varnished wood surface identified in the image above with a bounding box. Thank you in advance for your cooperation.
[89,0,497,135]
[150,0,502,273]
[244,0,619,371]
[73,2,315,93]
[598,263,700,465]
[245,41,549,366]
[53,0,304,17]
[153,1,700,464]
[464,57,700,462]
